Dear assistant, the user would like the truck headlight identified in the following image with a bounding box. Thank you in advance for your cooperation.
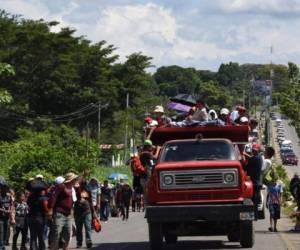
[224,173,235,183]
[163,175,174,185]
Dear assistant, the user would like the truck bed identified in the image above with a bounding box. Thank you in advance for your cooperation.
[147,125,249,145]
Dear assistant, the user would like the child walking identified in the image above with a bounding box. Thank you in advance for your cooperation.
[12,191,28,250]
[266,174,283,232]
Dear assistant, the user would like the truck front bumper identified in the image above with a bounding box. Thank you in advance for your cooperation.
[145,199,254,223]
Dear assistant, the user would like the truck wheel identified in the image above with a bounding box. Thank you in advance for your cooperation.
[240,221,254,248]
[227,231,240,242]
[164,234,178,244]
[148,222,163,250]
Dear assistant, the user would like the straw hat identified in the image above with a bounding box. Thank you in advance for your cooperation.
[153,105,164,113]
[64,172,78,183]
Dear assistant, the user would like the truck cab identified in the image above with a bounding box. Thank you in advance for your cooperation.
[144,125,254,249]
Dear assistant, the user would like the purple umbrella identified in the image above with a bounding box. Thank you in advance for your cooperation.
[167,102,191,113]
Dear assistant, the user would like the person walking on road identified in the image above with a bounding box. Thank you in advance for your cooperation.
[12,191,28,250]
[49,172,78,250]
[0,180,14,250]
[266,173,283,232]
[87,178,101,217]
[100,180,111,222]
[120,183,132,221]
[27,181,49,250]
[74,178,96,249]
[290,173,300,231]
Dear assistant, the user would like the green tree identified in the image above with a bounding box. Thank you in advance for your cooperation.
[0,125,100,187]
[0,62,14,104]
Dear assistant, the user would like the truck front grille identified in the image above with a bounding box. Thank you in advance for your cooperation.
[160,168,239,190]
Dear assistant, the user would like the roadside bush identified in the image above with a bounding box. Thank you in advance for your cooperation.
[275,164,291,202]
[0,125,100,187]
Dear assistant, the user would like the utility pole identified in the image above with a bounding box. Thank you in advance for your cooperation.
[266,45,274,145]
[124,93,129,164]
[86,121,90,157]
[97,102,109,145]
[98,103,101,144]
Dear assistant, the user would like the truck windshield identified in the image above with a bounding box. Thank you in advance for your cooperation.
[160,140,236,162]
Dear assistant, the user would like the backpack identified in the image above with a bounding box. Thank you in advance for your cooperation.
[130,156,146,176]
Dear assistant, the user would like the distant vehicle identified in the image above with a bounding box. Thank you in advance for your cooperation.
[277,132,285,136]
[281,140,292,147]
[282,153,298,165]
[280,148,295,158]
[277,137,286,145]
[280,146,293,151]
[276,128,285,133]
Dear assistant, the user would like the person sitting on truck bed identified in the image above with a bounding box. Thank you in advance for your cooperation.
[219,108,233,125]
[208,109,218,120]
[232,106,249,124]
[187,100,209,122]
[244,143,263,219]
[152,106,171,127]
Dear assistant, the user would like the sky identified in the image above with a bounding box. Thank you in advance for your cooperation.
[1,0,300,71]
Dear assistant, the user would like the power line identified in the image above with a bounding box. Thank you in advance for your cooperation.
[0,102,100,122]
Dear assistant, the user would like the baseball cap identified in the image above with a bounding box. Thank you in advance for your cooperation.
[252,143,261,152]
[240,116,249,123]
[35,174,44,179]
[220,108,230,115]
[144,139,153,146]
[55,176,65,185]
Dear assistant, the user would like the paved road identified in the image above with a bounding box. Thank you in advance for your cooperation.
[272,115,300,178]
[69,116,300,250]
[71,211,289,250]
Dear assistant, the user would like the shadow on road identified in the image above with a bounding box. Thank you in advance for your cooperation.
[88,240,243,250]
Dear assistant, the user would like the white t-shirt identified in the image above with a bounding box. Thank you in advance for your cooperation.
[230,110,239,122]
[262,156,272,175]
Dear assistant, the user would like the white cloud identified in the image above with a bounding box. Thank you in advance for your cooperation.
[1,0,50,19]
[218,0,300,16]
[1,0,79,32]
[93,3,177,58]
[2,0,300,70]
[92,3,238,68]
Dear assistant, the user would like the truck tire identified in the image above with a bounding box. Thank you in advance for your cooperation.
[164,234,178,244]
[227,231,240,242]
[148,222,163,250]
[240,221,254,248]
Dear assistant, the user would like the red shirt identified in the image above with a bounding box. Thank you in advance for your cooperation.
[49,185,73,216]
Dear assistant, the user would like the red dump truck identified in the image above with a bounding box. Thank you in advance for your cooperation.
[144,125,254,249]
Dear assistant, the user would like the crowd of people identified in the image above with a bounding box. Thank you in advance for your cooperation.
[144,102,251,128]
[0,173,142,250]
